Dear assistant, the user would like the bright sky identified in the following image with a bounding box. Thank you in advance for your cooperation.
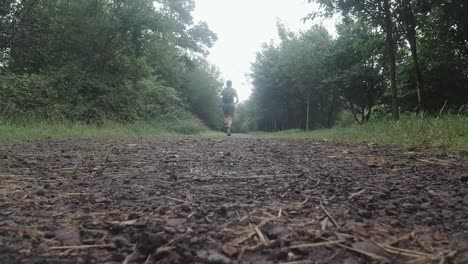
[193,0,337,101]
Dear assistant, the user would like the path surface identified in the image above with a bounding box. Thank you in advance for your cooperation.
[0,137,467,263]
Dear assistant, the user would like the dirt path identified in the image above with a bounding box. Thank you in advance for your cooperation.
[0,137,467,263]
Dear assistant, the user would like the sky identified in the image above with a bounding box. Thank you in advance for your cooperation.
[193,0,337,101]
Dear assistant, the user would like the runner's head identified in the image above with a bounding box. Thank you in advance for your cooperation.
[226,80,232,88]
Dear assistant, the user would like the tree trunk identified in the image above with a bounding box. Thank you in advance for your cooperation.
[365,107,372,122]
[383,0,400,120]
[402,0,424,112]
[361,107,365,123]
[327,93,337,128]
[349,102,361,124]
[306,92,310,131]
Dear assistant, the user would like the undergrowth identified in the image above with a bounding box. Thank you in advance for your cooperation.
[0,113,208,142]
[257,115,468,151]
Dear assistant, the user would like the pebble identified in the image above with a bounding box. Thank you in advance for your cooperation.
[36,188,46,196]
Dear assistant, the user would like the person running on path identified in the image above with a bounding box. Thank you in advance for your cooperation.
[220,80,239,136]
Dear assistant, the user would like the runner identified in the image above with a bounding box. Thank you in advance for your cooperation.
[220,80,239,136]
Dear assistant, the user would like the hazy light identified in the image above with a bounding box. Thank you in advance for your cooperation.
[193,0,336,101]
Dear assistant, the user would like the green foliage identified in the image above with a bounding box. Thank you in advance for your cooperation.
[0,0,221,126]
[183,60,223,129]
[0,73,64,119]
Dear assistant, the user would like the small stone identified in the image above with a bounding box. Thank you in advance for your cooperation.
[460,175,468,182]
[36,188,46,196]
[44,232,55,239]
[197,250,232,264]
[266,225,290,240]
[222,244,238,257]
[55,227,81,246]
[112,236,129,248]
[128,213,139,220]
[357,209,372,218]
[164,227,176,234]
[137,232,168,255]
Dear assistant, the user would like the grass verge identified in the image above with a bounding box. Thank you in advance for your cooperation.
[256,115,468,151]
[0,114,209,142]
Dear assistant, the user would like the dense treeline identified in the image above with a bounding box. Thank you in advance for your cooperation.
[0,0,222,127]
[240,0,468,132]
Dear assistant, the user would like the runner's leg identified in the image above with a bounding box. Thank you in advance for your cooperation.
[224,117,229,131]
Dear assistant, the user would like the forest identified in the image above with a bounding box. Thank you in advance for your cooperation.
[235,0,468,132]
[1,0,467,133]
[0,0,222,128]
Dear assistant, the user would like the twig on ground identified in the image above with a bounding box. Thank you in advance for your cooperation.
[144,254,152,264]
[336,243,390,262]
[416,159,468,167]
[89,210,121,216]
[230,219,273,246]
[255,227,267,243]
[60,193,96,197]
[164,196,190,204]
[197,206,212,223]
[383,234,412,246]
[349,188,366,199]
[314,179,321,187]
[289,240,345,249]
[378,243,432,258]
[279,261,313,264]
[167,232,192,247]
[50,244,114,250]
[320,202,340,229]
[122,252,135,264]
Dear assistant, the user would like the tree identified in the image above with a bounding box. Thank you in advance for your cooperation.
[250,25,337,131]
[311,0,401,120]
[332,20,386,123]
[396,0,425,112]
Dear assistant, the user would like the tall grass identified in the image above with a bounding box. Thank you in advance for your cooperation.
[0,114,208,142]
[262,115,468,151]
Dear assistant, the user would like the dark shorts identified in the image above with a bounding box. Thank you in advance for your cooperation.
[222,103,235,117]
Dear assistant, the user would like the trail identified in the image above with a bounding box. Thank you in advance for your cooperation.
[0,137,467,263]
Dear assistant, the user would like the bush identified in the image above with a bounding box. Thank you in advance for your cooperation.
[0,70,184,123]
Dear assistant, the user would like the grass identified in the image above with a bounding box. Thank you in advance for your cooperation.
[256,115,468,151]
[1,114,466,152]
[0,114,209,142]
